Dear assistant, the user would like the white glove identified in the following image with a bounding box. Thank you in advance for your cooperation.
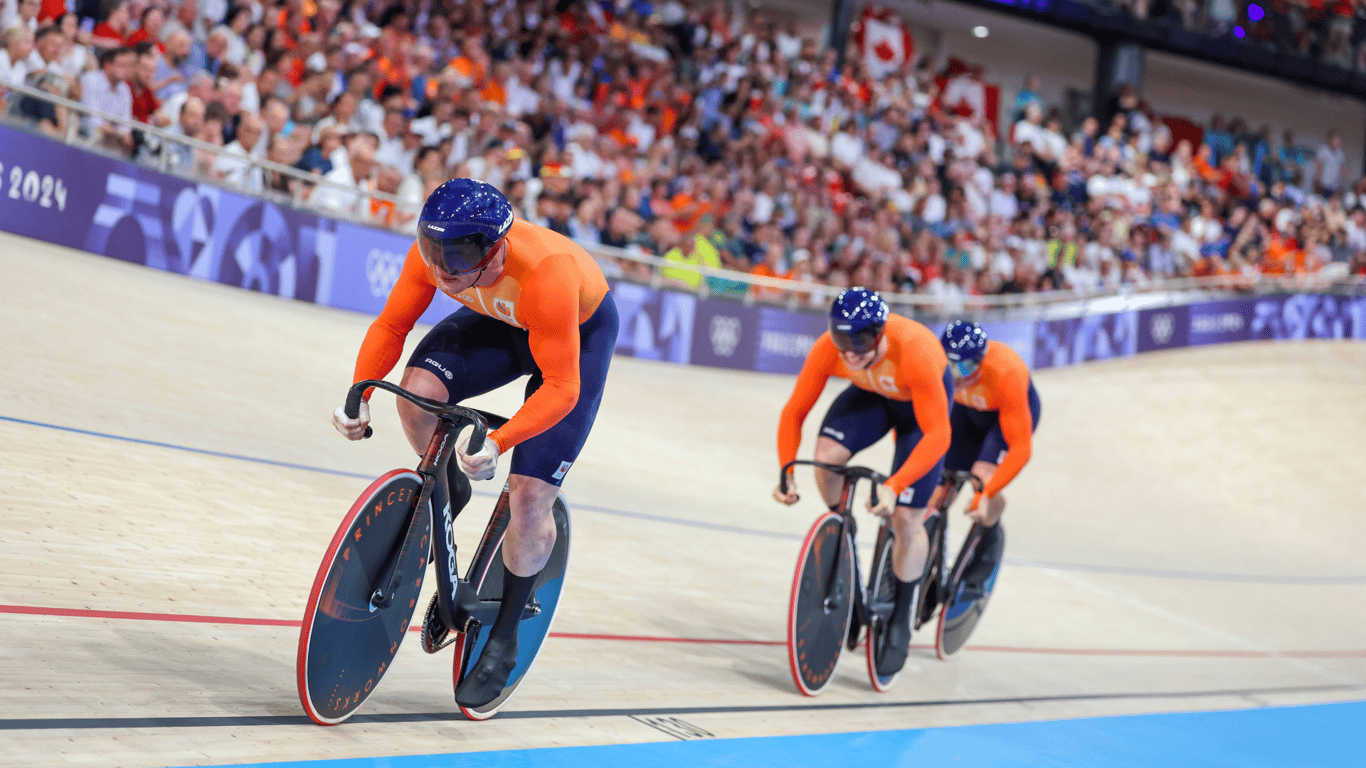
[866,483,897,517]
[458,434,500,481]
[772,473,799,505]
[332,400,371,441]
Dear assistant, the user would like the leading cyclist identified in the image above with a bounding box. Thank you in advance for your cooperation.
[331,178,618,708]
[935,321,1041,599]
[773,287,953,677]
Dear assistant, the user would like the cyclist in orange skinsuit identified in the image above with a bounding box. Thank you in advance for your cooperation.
[331,179,617,708]
[773,288,953,677]
[936,321,1041,598]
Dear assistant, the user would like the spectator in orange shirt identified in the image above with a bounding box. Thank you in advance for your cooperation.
[448,34,487,90]
[1192,142,1219,182]
[750,242,789,303]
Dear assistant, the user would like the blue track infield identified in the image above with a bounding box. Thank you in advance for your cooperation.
[199,700,1364,768]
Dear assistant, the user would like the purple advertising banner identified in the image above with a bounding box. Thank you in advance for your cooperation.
[1187,299,1255,346]
[325,221,411,315]
[0,125,125,250]
[611,282,696,363]
[1247,294,1366,340]
[755,307,828,374]
[323,220,460,325]
[1,125,336,303]
[1137,305,1191,353]
[1033,311,1138,369]
[690,298,760,370]
[976,319,1036,365]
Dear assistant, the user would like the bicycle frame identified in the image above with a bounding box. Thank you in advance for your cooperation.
[780,459,889,632]
[343,379,509,636]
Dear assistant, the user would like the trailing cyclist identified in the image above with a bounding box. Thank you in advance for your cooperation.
[935,321,1041,601]
[772,287,953,677]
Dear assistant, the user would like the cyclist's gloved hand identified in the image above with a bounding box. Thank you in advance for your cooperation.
[773,473,799,505]
[458,434,500,481]
[332,400,370,441]
[866,483,898,517]
[965,491,986,523]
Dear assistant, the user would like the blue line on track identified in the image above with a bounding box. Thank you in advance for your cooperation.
[188,700,1366,768]
[5,414,1364,585]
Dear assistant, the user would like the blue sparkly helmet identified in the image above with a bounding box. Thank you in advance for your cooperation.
[940,320,988,377]
[417,178,514,275]
[828,287,889,354]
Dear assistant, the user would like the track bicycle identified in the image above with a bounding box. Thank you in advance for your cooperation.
[782,460,900,696]
[929,469,1002,660]
[296,380,571,724]
[782,463,1002,696]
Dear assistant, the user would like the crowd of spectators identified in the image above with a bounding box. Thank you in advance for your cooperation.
[2,0,1365,309]
[1099,0,1366,74]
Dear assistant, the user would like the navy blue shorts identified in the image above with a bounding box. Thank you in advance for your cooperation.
[944,380,1042,471]
[817,367,954,509]
[407,291,618,486]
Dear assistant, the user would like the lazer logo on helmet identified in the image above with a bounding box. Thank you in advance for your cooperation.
[427,224,446,233]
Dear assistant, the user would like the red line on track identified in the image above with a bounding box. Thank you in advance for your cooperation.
[4,603,1364,659]
[0,603,297,627]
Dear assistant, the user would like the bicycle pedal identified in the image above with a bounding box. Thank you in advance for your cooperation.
[421,593,458,654]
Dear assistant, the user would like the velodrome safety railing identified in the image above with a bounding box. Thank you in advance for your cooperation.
[2,78,1363,328]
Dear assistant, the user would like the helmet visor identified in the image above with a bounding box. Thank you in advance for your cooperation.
[830,324,882,355]
[418,231,496,276]
[952,357,981,378]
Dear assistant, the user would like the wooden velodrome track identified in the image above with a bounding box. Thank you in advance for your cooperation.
[1,230,1364,767]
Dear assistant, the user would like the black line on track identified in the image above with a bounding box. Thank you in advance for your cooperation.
[6,414,1366,585]
[2,683,1359,731]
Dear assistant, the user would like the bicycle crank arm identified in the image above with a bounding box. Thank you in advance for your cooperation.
[452,597,542,634]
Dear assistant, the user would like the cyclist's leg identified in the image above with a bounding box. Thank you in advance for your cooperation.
[814,384,894,508]
[404,310,528,648]
[396,309,529,455]
[811,438,851,508]
[888,365,953,581]
[876,369,952,675]
[455,293,617,707]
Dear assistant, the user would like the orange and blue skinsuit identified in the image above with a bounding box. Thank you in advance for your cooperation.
[353,219,617,485]
[778,314,953,507]
[945,340,1041,499]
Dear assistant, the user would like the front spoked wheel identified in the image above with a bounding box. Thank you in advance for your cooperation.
[787,512,855,696]
[865,523,901,692]
[297,470,428,725]
[936,523,1004,659]
[452,492,572,720]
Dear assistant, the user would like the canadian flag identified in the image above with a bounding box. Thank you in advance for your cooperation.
[855,6,914,80]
